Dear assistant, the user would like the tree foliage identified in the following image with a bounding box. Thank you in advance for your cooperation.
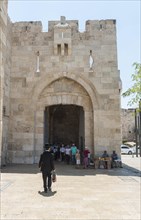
[122,62,141,106]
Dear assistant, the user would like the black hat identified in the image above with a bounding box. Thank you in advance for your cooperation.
[44,143,50,150]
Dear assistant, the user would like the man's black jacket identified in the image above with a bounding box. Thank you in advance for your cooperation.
[39,151,55,173]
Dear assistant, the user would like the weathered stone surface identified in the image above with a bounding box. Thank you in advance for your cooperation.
[121,109,136,142]
[0,8,122,164]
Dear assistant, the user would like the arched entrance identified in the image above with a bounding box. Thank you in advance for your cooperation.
[44,104,84,148]
[33,75,97,161]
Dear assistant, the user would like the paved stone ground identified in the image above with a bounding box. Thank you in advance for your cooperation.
[0,155,141,220]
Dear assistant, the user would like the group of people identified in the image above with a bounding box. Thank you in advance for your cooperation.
[100,150,123,169]
[57,144,92,168]
[47,143,91,167]
[38,143,93,192]
[49,143,78,165]
[38,144,122,193]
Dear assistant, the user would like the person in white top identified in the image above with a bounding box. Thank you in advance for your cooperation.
[60,144,65,161]
[65,145,71,164]
[76,150,81,168]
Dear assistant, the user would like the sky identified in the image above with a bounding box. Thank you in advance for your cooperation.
[8,0,141,109]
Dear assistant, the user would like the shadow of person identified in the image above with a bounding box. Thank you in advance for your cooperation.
[38,190,57,197]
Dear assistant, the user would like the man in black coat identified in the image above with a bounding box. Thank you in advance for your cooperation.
[39,144,55,193]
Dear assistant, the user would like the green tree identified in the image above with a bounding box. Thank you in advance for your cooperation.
[122,62,141,106]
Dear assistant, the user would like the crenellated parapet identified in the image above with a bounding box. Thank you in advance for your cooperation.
[12,21,42,33]
[11,17,116,40]
[86,19,116,32]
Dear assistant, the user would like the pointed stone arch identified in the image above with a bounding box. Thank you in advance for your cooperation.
[32,72,99,110]
[33,74,98,159]
[38,77,93,112]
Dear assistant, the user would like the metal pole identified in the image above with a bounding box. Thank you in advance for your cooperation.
[128,108,138,157]
[139,99,141,157]
[135,109,138,157]
[33,111,36,163]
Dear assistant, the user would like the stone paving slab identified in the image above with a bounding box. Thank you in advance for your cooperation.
[0,156,141,220]
[121,155,141,172]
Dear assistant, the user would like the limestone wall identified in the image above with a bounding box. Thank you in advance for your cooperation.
[0,0,12,165]
[6,17,121,163]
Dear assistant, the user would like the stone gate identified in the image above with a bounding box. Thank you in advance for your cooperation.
[0,3,122,164]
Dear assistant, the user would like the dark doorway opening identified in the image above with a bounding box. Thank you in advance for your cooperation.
[44,105,84,148]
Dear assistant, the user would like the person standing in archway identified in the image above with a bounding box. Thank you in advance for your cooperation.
[60,144,65,162]
[83,147,90,169]
[65,145,71,164]
[76,149,81,168]
[71,143,77,165]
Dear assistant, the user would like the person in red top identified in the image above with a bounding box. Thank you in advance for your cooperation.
[83,147,90,169]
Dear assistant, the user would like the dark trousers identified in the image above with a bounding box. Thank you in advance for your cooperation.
[66,154,70,164]
[42,172,52,190]
[104,161,108,169]
[72,155,76,165]
[61,152,65,161]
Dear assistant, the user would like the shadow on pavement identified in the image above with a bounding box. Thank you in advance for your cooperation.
[122,163,141,176]
[38,190,57,197]
[1,164,39,174]
[1,161,141,177]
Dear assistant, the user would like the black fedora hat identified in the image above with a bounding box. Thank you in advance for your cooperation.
[44,143,51,150]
